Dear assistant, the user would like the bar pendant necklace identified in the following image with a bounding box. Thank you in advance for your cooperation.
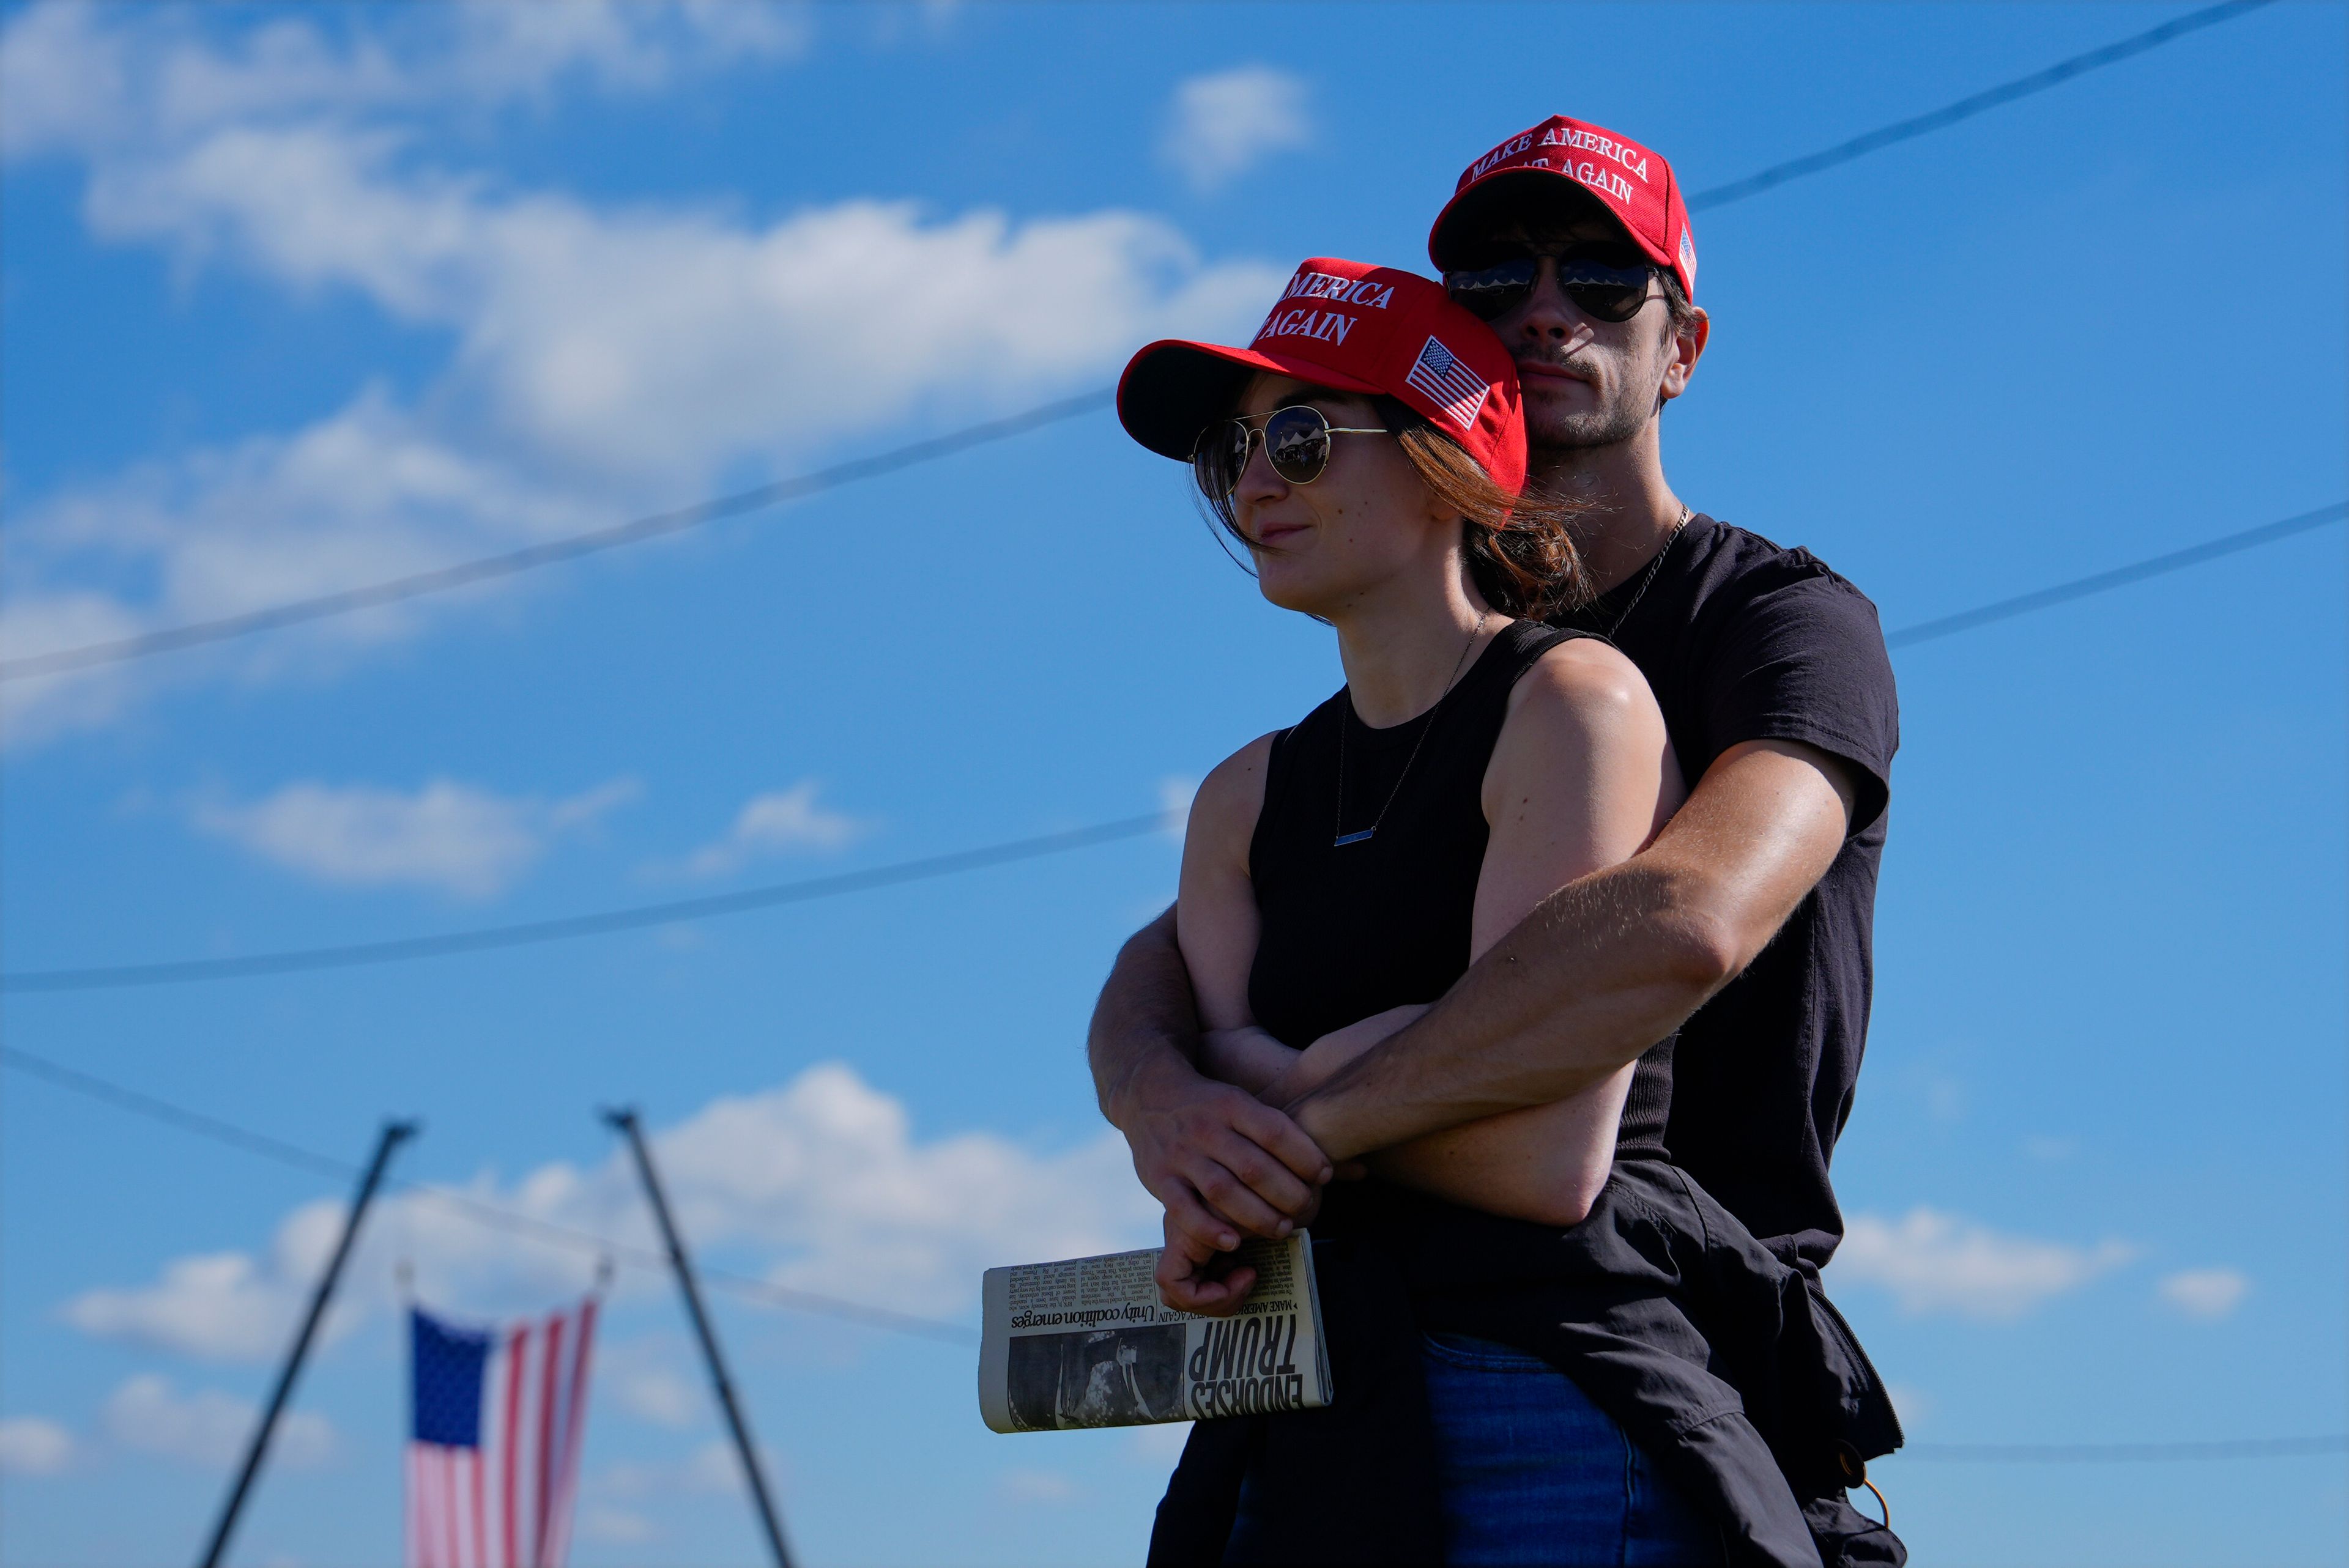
[1333,613,1485,848]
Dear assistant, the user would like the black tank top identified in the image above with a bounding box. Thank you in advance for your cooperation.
[1247,618,1671,1156]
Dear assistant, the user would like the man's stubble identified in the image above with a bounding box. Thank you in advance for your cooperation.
[1522,352,1656,471]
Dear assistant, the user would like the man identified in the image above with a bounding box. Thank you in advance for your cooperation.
[1091,116,1901,1558]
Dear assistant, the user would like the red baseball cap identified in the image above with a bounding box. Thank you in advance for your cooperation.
[1118,257,1527,493]
[1427,115,1697,300]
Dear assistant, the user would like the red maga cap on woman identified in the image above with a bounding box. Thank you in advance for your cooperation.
[1117,257,1528,494]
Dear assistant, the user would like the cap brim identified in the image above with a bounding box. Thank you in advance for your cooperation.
[1117,339,1387,462]
[1427,168,1659,272]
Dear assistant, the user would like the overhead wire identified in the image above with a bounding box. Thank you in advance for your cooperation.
[0,0,2277,684]
[10,1042,2342,1457]
[4,502,2337,996]
[0,392,1113,683]
[2,812,1170,993]
[1884,501,2346,649]
[1899,1435,2349,1463]
[0,1044,977,1346]
[1682,0,2273,211]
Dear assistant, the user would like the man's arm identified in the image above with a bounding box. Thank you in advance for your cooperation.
[1284,738,1859,1161]
[1089,908,1328,1235]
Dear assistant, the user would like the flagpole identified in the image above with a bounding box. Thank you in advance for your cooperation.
[198,1119,417,1568]
[603,1107,795,1568]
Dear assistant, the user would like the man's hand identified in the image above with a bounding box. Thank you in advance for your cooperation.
[1117,1053,1332,1258]
[1156,1211,1261,1317]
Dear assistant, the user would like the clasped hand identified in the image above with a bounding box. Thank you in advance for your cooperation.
[1130,1009,1424,1315]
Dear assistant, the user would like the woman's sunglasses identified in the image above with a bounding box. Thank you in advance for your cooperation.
[1192,404,1386,500]
[1443,251,1658,324]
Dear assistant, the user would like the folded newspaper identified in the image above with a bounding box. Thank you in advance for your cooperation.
[979,1233,1332,1433]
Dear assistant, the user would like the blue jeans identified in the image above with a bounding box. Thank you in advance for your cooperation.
[1422,1332,1726,1567]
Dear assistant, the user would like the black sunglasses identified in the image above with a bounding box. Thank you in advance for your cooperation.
[1444,250,1658,324]
[1192,404,1386,501]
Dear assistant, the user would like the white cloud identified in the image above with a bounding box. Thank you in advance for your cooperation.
[0,4,1285,745]
[1129,1420,1193,1463]
[1160,65,1313,193]
[680,782,867,878]
[1924,1074,1966,1123]
[1157,775,1200,833]
[102,1375,334,1470]
[685,1438,750,1495]
[0,1416,78,1476]
[1885,1383,1932,1431]
[580,1506,656,1545]
[603,1341,703,1429]
[999,1466,1080,1504]
[63,1199,351,1361]
[64,1062,1157,1366]
[1829,1207,2133,1320]
[619,1369,701,1427]
[0,0,806,158]
[599,1439,760,1502]
[2158,1267,2249,1322]
[193,775,637,898]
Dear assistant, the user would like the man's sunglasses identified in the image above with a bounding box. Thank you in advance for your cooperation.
[1192,404,1386,500]
[1443,251,1658,324]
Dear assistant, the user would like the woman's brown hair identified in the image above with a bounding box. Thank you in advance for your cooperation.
[1196,391,1593,621]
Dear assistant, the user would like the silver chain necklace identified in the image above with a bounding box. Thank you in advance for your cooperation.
[1333,611,1487,848]
[1604,506,1693,638]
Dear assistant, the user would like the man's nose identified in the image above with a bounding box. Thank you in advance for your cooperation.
[1512,259,1593,346]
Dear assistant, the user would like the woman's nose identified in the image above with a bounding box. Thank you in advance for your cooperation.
[1238,437,1288,503]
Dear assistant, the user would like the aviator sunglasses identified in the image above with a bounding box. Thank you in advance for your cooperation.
[1192,404,1386,500]
[1443,249,1658,324]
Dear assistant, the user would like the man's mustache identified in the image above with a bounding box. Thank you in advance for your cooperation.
[1515,351,1597,382]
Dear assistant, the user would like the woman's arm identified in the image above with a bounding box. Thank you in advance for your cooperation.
[1175,733,1277,1032]
[1354,638,1685,1225]
[1159,734,1297,1314]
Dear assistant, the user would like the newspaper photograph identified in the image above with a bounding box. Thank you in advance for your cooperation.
[978,1233,1332,1433]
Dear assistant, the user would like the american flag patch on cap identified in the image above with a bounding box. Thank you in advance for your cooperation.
[1404,336,1490,430]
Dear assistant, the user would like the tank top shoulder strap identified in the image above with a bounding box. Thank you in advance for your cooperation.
[1442,618,1605,733]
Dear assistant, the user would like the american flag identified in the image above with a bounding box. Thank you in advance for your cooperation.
[1404,335,1492,431]
[407,1298,598,1568]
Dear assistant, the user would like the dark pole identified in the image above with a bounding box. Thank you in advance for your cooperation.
[604,1108,794,1568]
[198,1119,416,1568]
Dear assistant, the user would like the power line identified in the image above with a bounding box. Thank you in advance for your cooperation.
[9,1044,2340,1450]
[1885,501,2345,649]
[0,1043,977,1345]
[0,1043,357,1181]
[1,812,1169,994]
[7,500,2343,997]
[0,1,2274,683]
[1684,0,2273,211]
[1901,1434,2348,1463]
[0,391,1113,683]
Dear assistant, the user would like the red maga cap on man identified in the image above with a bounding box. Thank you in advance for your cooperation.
[1428,115,1696,300]
[1118,257,1527,493]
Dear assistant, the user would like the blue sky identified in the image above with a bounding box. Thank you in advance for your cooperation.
[1,2,2343,1563]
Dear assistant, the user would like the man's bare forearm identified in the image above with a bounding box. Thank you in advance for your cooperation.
[1288,859,1726,1159]
[1089,906,1335,1275]
[1088,905,1204,1128]
[1286,740,1858,1162]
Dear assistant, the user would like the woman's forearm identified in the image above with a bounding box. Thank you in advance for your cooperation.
[1197,1026,1301,1096]
[1366,1069,1633,1228]
[1256,1005,1430,1108]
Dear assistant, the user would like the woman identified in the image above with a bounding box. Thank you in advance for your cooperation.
[1117,259,1727,1564]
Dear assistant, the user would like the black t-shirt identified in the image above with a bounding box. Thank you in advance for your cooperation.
[1557,514,1899,1270]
